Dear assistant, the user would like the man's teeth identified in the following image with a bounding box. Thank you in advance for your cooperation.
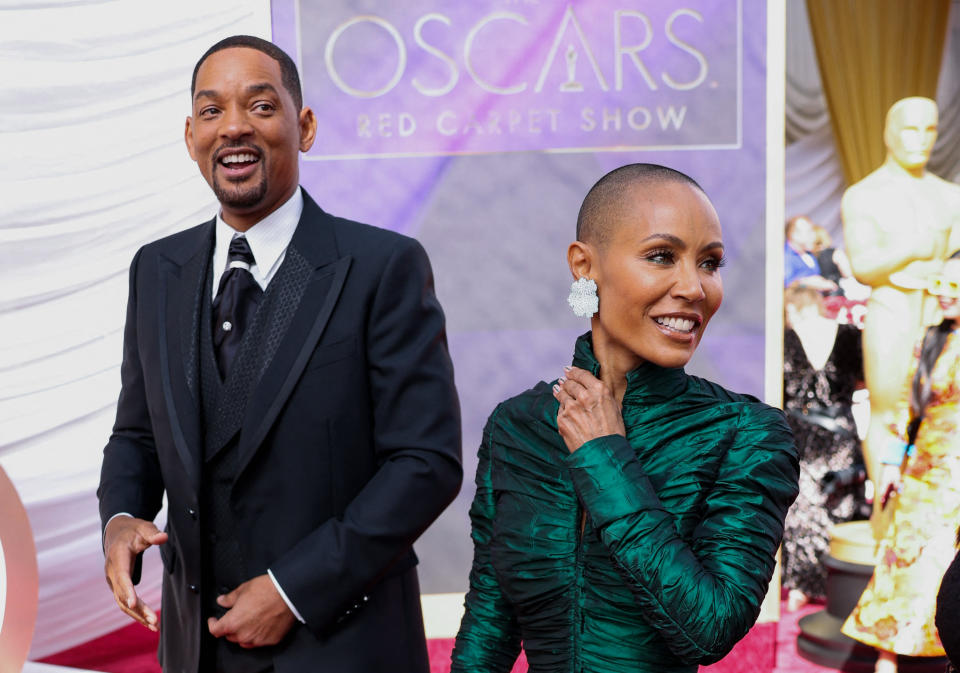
[656,317,695,332]
[221,153,258,164]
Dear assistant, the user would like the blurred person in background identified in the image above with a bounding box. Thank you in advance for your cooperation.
[843,252,960,673]
[785,216,839,293]
[781,285,866,611]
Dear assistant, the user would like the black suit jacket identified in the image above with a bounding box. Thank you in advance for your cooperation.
[98,191,463,673]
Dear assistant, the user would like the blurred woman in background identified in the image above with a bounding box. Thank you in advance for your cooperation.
[843,253,960,673]
[781,285,866,611]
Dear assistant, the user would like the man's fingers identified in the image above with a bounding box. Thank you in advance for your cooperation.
[115,592,158,631]
[217,586,238,608]
[132,598,159,632]
[118,575,138,610]
[131,524,167,553]
[105,549,137,609]
[209,611,244,643]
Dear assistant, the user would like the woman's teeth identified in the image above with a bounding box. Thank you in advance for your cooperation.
[656,317,695,332]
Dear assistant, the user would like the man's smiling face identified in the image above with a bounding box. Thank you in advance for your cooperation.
[185,46,315,229]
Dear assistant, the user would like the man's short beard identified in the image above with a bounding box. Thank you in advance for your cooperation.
[212,171,268,210]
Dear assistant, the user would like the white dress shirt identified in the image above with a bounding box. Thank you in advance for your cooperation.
[211,187,303,298]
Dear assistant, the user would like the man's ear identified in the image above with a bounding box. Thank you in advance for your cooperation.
[567,240,596,281]
[184,116,197,162]
[299,106,317,153]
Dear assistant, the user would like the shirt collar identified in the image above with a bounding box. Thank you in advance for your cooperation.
[570,331,688,404]
[213,187,303,285]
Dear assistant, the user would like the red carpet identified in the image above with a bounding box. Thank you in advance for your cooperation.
[38,601,834,673]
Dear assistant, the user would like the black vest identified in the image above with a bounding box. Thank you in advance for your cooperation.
[196,245,313,672]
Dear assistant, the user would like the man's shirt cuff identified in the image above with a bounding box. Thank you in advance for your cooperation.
[268,568,305,624]
[103,512,134,548]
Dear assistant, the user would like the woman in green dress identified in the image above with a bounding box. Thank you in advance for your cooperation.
[450,164,800,673]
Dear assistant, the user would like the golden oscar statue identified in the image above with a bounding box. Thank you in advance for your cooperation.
[797,97,960,672]
[843,97,960,500]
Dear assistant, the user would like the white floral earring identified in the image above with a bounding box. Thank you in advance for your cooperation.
[567,277,598,318]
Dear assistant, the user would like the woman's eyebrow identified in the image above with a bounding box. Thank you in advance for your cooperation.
[637,234,724,252]
[639,233,685,247]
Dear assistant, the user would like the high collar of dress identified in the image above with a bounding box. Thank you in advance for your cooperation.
[570,331,687,405]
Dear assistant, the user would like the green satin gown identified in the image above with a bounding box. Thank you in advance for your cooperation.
[451,333,799,673]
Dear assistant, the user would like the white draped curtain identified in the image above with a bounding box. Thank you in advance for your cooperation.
[0,0,271,658]
[784,0,960,241]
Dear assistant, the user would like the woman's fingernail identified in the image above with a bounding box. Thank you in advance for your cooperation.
[558,376,566,384]
[552,384,561,394]
[563,365,572,372]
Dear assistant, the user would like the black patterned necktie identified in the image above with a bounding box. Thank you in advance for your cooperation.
[212,235,263,377]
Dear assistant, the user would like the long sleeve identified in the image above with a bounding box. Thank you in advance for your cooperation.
[269,237,463,633]
[564,402,799,665]
[97,247,165,583]
[451,407,522,672]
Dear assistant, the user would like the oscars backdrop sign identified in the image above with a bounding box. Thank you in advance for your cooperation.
[295,2,739,158]
[272,0,767,594]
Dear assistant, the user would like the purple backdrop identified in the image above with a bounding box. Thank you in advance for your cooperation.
[271,0,767,593]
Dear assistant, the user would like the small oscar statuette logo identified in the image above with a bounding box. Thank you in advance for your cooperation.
[560,44,584,92]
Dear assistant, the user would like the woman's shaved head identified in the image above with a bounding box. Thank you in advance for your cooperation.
[576,164,707,247]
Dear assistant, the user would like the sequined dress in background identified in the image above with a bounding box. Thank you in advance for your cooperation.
[781,323,866,599]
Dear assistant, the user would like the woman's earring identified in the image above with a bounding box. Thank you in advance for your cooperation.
[567,277,598,318]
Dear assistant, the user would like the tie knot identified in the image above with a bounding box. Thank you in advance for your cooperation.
[227,235,256,268]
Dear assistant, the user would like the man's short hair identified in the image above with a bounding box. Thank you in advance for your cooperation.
[785,215,811,239]
[576,163,706,247]
[191,35,303,110]
[784,284,824,316]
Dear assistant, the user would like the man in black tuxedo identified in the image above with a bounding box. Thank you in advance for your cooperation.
[97,35,462,673]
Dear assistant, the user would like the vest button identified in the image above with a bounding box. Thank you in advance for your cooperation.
[187,508,197,520]
[188,584,199,594]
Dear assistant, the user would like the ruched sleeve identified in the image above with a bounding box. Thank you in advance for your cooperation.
[564,402,799,665]
[451,407,522,672]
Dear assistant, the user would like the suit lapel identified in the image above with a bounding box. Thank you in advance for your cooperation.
[157,222,212,492]
[236,194,351,476]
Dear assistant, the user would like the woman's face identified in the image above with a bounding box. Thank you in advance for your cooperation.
[590,181,725,369]
[938,259,960,319]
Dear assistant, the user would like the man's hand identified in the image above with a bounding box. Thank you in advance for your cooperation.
[207,574,296,648]
[103,515,168,631]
